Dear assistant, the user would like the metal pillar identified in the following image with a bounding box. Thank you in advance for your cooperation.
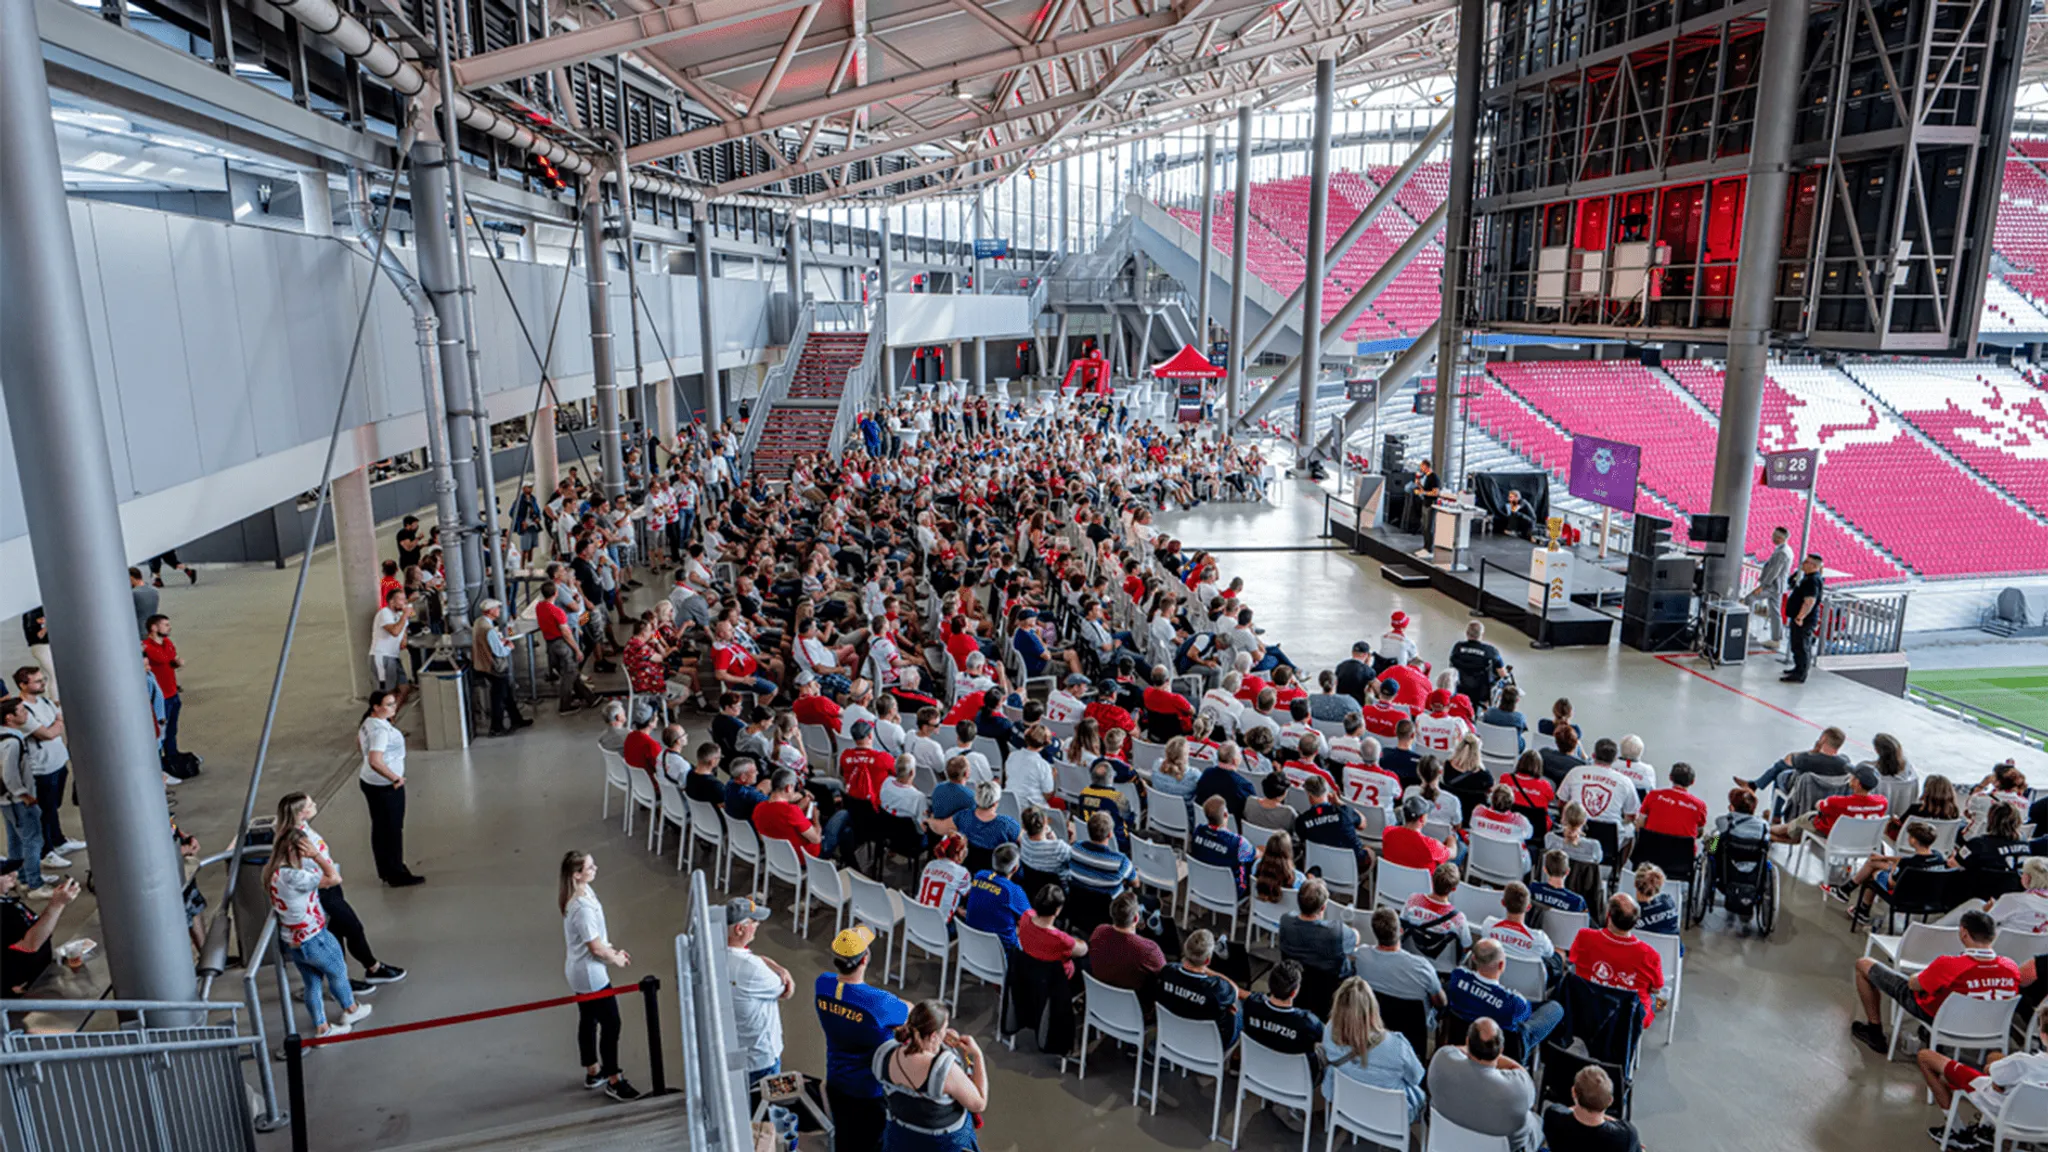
[1196,130,1216,345]
[785,216,803,304]
[878,213,893,390]
[972,194,987,390]
[297,170,333,235]
[332,463,381,700]
[581,196,626,499]
[1246,112,1453,363]
[1227,106,1251,429]
[1707,0,1810,597]
[410,138,487,596]
[611,136,651,466]
[1295,56,1336,454]
[1059,161,1071,255]
[1431,0,1485,484]
[1315,319,1440,457]
[0,0,197,1008]
[693,201,723,424]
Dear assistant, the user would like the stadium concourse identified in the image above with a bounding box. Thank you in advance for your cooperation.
[2,401,2035,1152]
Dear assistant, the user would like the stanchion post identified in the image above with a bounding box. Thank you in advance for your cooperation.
[638,976,668,1096]
[284,1034,308,1152]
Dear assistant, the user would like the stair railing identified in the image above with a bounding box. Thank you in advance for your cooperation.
[739,303,814,476]
[828,327,886,458]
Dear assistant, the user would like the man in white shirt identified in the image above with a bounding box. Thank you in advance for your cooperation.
[1326,716,1371,765]
[725,897,794,1083]
[840,681,879,734]
[1612,735,1656,792]
[947,721,993,787]
[1558,740,1643,830]
[878,757,930,826]
[1479,883,1557,963]
[1044,675,1089,723]
[368,589,412,704]
[1237,689,1281,742]
[1414,691,1472,755]
[905,709,948,781]
[1004,725,1059,810]
[11,667,83,865]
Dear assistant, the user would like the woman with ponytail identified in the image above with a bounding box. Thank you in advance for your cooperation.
[558,850,640,1101]
[276,792,405,988]
[266,827,370,1038]
[872,999,988,1150]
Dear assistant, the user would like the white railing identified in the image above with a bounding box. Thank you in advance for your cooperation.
[739,303,814,474]
[828,327,886,457]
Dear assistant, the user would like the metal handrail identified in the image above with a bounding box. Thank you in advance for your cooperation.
[827,327,885,457]
[739,303,814,474]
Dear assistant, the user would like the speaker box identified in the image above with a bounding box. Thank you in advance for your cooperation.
[1381,434,1408,475]
[1622,614,1690,652]
[1689,513,1730,544]
[1627,554,1697,591]
[1633,514,1672,557]
[1623,587,1693,622]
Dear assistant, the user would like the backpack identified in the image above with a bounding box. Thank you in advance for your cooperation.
[1401,907,1464,961]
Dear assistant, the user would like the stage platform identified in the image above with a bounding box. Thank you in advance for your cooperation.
[1328,505,1622,648]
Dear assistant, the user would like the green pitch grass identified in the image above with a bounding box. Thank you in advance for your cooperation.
[1908,666,2048,736]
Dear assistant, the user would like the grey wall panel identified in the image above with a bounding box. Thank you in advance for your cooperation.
[272,235,357,442]
[365,283,416,423]
[68,202,135,500]
[93,206,203,494]
[225,226,302,457]
[165,215,259,475]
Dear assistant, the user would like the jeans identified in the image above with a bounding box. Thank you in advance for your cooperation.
[160,693,182,759]
[360,780,410,883]
[33,767,67,849]
[1519,1000,1565,1051]
[285,929,354,1030]
[821,810,853,857]
[1253,645,1298,673]
[2,803,44,889]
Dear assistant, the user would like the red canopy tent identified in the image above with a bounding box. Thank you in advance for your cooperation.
[1151,345,1224,422]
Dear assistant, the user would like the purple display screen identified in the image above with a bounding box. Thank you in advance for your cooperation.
[1567,435,1642,513]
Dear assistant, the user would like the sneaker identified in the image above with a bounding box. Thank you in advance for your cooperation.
[585,1072,608,1091]
[186,568,198,585]
[1851,1021,1888,1054]
[340,1003,373,1027]
[604,1078,644,1102]
[1929,1123,1989,1149]
[363,964,407,984]
[388,874,426,888]
[41,852,70,869]
[24,884,54,900]
[163,774,181,787]
[318,1023,351,1038]
[349,979,374,995]
[57,839,85,854]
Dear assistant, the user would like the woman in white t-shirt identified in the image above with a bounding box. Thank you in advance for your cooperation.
[559,851,641,1100]
[265,828,370,1037]
[276,792,406,986]
[917,834,974,922]
[357,691,420,886]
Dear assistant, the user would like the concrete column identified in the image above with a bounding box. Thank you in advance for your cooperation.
[1196,130,1216,345]
[1707,0,1810,597]
[611,140,650,466]
[533,402,560,495]
[0,0,196,1007]
[333,462,380,700]
[1059,162,1071,255]
[1431,0,1485,484]
[581,197,626,499]
[1227,106,1251,428]
[409,139,486,594]
[972,195,987,390]
[785,217,803,304]
[298,170,333,235]
[1296,56,1336,454]
[693,201,724,424]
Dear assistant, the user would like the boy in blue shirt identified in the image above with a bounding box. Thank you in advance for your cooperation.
[962,845,1033,951]
[1529,848,1588,919]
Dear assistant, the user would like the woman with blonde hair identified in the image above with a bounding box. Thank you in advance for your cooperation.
[1320,977,1426,1119]
[265,828,371,1038]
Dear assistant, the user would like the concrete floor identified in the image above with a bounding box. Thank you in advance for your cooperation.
[4,473,2040,1151]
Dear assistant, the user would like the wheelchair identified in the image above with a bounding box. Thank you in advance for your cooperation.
[1630,829,1710,930]
[1699,829,1778,936]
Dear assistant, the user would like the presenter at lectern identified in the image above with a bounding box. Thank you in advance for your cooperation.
[1411,459,1442,547]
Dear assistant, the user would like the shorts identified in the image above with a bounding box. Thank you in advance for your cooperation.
[1867,962,1934,1024]
[372,655,410,693]
[1787,813,1818,838]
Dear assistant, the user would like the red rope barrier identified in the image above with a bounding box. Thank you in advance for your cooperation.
[297,984,642,1048]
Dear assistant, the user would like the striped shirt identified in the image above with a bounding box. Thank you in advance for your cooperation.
[1065,840,1136,893]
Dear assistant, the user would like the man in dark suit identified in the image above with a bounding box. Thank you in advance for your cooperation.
[1783,554,1825,684]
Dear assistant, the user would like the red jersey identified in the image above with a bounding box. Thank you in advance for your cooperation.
[1571,929,1666,1023]
[623,730,662,778]
[1639,787,1710,839]
[1234,675,1271,703]
[1361,702,1410,739]
[1018,915,1078,978]
[943,628,981,672]
[1381,825,1451,871]
[1280,760,1336,790]
[143,636,179,697]
[712,643,758,679]
[1141,687,1194,734]
[1813,792,1889,836]
[1273,684,1308,707]
[1915,950,2021,1015]
[943,691,988,727]
[752,800,820,857]
[1378,666,1432,710]
[838,747,893,807]
[534,598,569,641]
[794,695,842,733]
[1502,773,1556,814]
[1085,700,1137,735]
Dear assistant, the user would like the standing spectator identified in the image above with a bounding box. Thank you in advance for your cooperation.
[1543,1066,1641,1152]
[129,568,158,637]
[20,611,57,705]
[368,589,414,706]
[1321,977,1427,1122]
[558,851,640,1100]
[141,615,188,768]
[725,897,795,1086]
[815,927,910,1151]
[0,700,48,898]
[10,668,80,869]
[1,863,76,996]
[872,1000,989,1149]
[277,792,405,989]
[535,582,597,713]
[357,690,422,887]
[1425,1017,1541,1152]
[1783,553,1825,683]
[1087,891,1166,992]
[470,600,528,737]
[1745,526,1794,652]
[266,829,372,1039]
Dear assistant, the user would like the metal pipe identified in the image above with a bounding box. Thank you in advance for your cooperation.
[1707,0,1811,597]
[1245,111,1452,363]
[437,0,509,615]
[0,0,197,1012]
[583,196,627,500]
[241,917,284,1129]
[1314,319,1439,457]
[411,137,486,611]
[1227,105,1250,428]
[612,131,651,470]
[1196,129,1215,347]
[1294,56,1336,453]
[1430,0,1484,485]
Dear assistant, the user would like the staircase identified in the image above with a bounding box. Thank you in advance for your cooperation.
[749,330,867,481]
[386,1096,690,1151]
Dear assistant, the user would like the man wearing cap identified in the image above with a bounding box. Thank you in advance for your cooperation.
[726,897,794,1086]
[1770,764,1888,845]
[1383,797,1454,872]
[470,600,528,737]
[815,926,909,1149]
[1083,680,1137,738]
[1044,674,1089,724]
[1011,608,1055,679]
[1334,641,1377,705]
[792,673,843,732]
[1,860,78,996]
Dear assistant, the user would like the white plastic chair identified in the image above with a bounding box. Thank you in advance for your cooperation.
[1801,815,1887,884]
[1425,1110,1511,1151]
[1231,1036,1315,1152]
[972,736,1005,774]
[1307,842,1362,904]
[846,871,906,985]
[1078,973,1149,1106]
[683,797,726,876]
[1055,760,1091,803]
[800,723,837,771]
[802,853,849,939]
[724,820,765,899]
[1474,721,1522,768]
[996,790,1025,827]
[900,892,956,991]
[1375,860,1431,909]
[1451,883,1506,927]
[952,924,1012,1045]
[1327,1078,1412,1152]
[1465,833,1528,888]
[654,776,689,858]
[1639,929,1683,1043]
[600,749,633,825]
[1939,1079,2048,1151]
[1241,821,1280,856]
[1539,908,1590,955]
[1251,885,1303,946]
[1152,1006,1236,1143]
[762,836,808,921]
[1148,793,1193,844]
[1133,836,1187,913]
[1130,740,1167,776]
[1501,954,1547,1001]
[1866,920,1966,974]
[1358,805,1389,850]
[626,768,660,843]
[1892,992,2022,1066]
[1185,858,1244,942]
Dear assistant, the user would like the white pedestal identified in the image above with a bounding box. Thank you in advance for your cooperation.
[1432,504,1477,569]
[1529,547,1575,611]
